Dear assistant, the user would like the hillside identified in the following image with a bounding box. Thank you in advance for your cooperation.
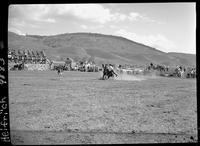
[8,31,196,66]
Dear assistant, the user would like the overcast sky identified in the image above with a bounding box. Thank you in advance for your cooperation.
[8,3,196,54]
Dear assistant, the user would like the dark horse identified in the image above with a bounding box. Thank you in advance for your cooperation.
[102,64,118,80]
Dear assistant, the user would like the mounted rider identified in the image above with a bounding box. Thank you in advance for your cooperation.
[102,64,118,79]
[108,64,118,77]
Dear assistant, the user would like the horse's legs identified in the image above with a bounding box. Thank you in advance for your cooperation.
[103,71,107,80]
[102,74,105,79]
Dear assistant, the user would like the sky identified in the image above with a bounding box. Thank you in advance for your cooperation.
[8,3,196,54]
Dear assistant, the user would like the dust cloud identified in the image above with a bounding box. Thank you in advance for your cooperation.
[114,73,145,81]
[99,70,159,81]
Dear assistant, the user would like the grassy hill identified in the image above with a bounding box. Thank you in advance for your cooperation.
[8,31,196,66]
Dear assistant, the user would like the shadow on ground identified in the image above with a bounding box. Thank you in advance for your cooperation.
[11,130,197,145]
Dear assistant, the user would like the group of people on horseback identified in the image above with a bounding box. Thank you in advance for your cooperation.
[55,63,118,79]
[55,62,195,79]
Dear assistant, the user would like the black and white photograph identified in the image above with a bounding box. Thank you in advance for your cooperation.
[8,3,197,144]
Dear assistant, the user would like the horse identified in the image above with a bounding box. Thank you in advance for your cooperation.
[102,64,118,80]
[187,68,196,78]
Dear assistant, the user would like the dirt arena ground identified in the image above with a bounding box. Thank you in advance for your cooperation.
[8,71,197,144]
